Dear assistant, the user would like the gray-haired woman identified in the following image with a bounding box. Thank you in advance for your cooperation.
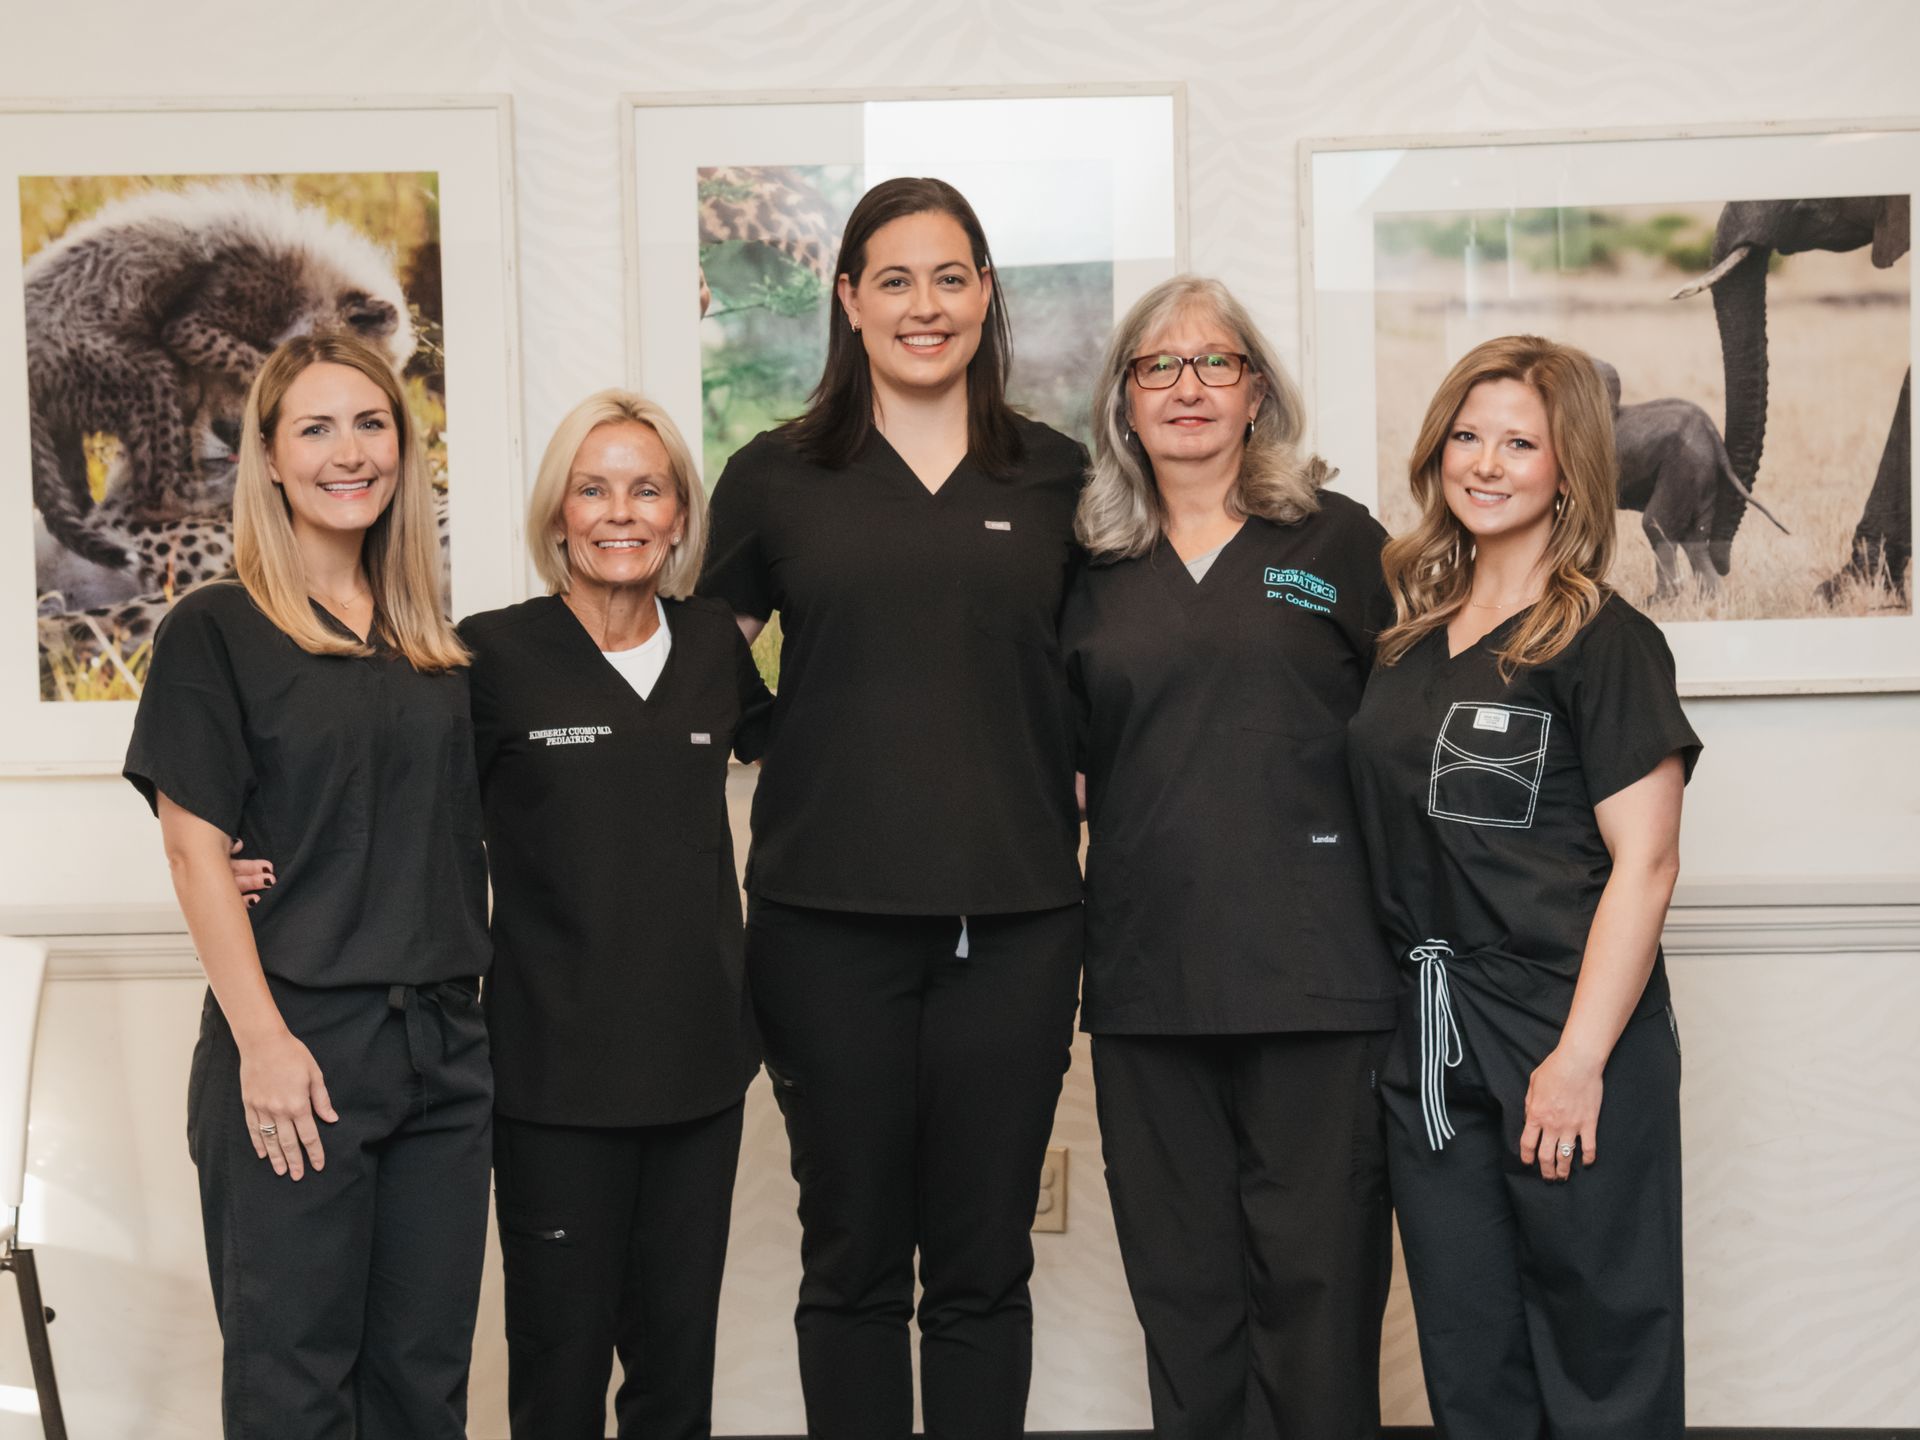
[1060,276,1397,1439]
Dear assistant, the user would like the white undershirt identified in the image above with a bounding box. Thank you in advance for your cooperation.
[599,597,671,700]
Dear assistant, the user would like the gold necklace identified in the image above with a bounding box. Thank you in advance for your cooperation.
[313,586,371,612]
[1465,593,1537,610]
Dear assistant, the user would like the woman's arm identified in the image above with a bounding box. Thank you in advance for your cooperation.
[1519,752,1685,1181]
[735,613,766,646]
[159,793,336,1180]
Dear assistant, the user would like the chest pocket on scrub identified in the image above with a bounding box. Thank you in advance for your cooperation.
[968,524,1060,649]
[1232,607,1347,740]
[1427,701,1551,829]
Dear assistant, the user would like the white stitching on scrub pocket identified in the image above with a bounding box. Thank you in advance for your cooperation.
[1428,702,1551,829]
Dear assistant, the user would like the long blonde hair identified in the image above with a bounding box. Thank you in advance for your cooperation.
[1376,334,1617,678]
[232,332,467,670]
[1076,275,1330,558]
[524,389,708,599]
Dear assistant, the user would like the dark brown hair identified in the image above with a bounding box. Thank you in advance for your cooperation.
[782,177,1022,475]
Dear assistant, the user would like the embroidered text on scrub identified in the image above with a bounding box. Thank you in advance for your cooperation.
[1408,940,1463,1150]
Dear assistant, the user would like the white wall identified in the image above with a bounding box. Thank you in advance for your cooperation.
[2,1,1918,1434]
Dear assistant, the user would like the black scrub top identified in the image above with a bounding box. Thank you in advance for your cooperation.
[700,418,1086,916]
[461,594,773,1128]
[1062,499,1400,1034]
[124,580,490,987]
[1345,592,1701,1028]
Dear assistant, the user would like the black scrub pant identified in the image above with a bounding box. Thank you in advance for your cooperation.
[187,977,493,1440]
[1091,1030,1392,1440]
[492,1102,745,1439]
[1383,1002,1685,1440]
[745,898,1084,1440]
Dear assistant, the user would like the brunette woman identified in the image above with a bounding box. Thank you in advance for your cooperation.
[699,177,1086,1440]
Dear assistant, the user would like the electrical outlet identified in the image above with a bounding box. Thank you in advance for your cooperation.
[1033,1146,1068,1233]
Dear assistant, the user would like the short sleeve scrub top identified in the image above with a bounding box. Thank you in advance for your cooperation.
[1344,592,1702,1437]
[123,580,493,1436]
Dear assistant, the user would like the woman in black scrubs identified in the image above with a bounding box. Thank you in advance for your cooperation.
[1060,276,1397,1439]
[700,177,1085,1440]
[465,390,772,1438]
[126,332,492,1440]
[233,390,773,1439]
[1346,335,1698,1439]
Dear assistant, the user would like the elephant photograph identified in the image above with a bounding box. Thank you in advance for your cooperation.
[1370,195,1911,622]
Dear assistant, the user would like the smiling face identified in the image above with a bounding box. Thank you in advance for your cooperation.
[265,361,401,543]
[1440,378,1565,550]
[1124,306,1265,473]
[837,210,992,403]
[556,420,685,599]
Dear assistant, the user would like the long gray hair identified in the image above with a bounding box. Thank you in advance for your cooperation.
[1075,275,1330,559]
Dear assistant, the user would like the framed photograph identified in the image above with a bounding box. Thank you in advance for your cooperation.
[1301,121,1917,695]
[623,84,1187,486]
[1,96,525,773]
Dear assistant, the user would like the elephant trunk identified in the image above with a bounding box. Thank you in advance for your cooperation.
[1708,244,1773,573]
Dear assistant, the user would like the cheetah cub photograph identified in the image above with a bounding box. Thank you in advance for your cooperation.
[22,172,449,700]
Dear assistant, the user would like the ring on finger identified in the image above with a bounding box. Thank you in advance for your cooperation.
[260,1122,279,1138]
[1558,1141,1574,1159]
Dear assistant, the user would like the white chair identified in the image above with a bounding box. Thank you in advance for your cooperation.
[0,935,67,1440]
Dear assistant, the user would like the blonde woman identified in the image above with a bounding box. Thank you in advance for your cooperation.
[459,391,770,1439]
[125,332,491,1440]
[1345,335,1698,1438]
[1060,276,1396,1439]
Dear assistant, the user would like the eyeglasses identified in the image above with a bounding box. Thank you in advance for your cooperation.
[1126,352,1252,389]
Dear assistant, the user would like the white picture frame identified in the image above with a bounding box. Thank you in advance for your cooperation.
[2,95,526,773]
[622,83,1188,486]
[1300,120,1918,696]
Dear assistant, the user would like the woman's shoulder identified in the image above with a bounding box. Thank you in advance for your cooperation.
[153,577,257,639]
[456,595,568,662]
[1009,414,1089,467]
[1285,488,1388,552]
[717,427,804,478]
[664,592,748,638]
[1582,590,1668,647]
[1543,589,1678,685]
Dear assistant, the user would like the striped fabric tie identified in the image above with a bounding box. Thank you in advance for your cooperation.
[1408,940,1464,1151]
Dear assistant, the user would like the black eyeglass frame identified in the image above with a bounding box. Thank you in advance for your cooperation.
[1125,351,1255,389]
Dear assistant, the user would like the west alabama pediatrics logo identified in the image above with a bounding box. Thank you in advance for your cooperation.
[1263,567,1337,613]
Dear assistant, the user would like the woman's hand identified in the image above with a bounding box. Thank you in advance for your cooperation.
[228,838,274,907]
[236,1026,337,1180]
[1520,1044,1603,1181]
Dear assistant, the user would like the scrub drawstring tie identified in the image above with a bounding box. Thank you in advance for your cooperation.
[1408,939,1463,1152]
[387,979,479,1107]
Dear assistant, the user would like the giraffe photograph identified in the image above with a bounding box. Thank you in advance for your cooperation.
[21,171,446,702]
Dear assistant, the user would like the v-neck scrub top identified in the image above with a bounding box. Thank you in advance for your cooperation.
[701,419,1087,916]
[461,594,773,1128]
[1062,499,1400,1034]
[1345,593,1701,1024]
[124,581,490,987]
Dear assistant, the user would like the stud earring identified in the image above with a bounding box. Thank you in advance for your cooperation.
[850,318,861,333]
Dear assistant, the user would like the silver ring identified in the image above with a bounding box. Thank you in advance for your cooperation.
[1558,1142,1574,1158]
[259,1123,278,1138]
